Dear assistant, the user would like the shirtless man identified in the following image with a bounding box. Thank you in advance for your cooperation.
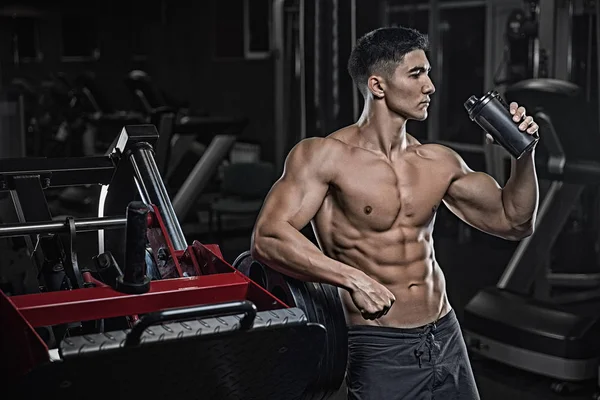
[251,26,539,399]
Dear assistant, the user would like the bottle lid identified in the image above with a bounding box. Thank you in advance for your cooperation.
[464,95,479,118]
[464,96,478,112]
[464,91,500,120]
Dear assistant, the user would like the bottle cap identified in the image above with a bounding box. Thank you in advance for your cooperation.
[464,96,479,118]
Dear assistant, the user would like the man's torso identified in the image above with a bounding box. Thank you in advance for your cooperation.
[311,128,458,328]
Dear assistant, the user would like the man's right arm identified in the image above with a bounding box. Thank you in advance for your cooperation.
[250,138,360,292]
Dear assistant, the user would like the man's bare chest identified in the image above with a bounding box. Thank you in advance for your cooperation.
[328,157,450,231]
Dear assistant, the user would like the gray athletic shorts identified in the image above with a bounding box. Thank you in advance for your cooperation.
[346,309,480,400]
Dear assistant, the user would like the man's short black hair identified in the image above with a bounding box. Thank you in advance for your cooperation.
[348,26,429,97]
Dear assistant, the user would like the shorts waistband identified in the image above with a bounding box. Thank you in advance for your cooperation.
[348,308,455,336]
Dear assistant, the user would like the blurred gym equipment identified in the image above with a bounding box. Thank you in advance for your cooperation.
[0,125,347,400]
[463,79,600,393]
[155,113,249,222]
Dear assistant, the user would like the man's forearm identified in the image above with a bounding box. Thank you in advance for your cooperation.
[251,222,362,292]
[502,150,539,229]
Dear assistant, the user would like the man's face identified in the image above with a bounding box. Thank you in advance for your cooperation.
[380,49,435,121]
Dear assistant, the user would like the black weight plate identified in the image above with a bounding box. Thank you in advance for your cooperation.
[232,251,348,400]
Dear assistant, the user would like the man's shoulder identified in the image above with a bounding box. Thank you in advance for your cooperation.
[416,143,462,163]
[292,135,349,159]
[285,137,347,179]
[413,143,468,176]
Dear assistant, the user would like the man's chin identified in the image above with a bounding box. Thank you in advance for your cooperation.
[412,112,428,121]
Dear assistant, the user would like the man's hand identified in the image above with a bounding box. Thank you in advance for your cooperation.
[349,274,396,320]
[485,102,540,144]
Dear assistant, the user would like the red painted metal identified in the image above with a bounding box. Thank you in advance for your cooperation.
[82,271,108,288]
[9,273,250,327]
[187,245,203,276]
[191,241,290,310]
[0,290,48,380]
[204,244,224,259]
[192,240,237,275]
[0,200,290,383]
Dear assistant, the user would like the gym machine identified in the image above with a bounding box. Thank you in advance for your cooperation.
[155,113,249,222]
[463,79,600,392]
[0,125,347,400]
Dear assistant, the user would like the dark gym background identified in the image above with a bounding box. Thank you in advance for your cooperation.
[0,0,599,399]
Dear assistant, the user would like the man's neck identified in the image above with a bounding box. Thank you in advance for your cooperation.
[355,100,408,159]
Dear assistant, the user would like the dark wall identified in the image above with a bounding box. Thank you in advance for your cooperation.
[0,0,275,160]
[306,0,386,137]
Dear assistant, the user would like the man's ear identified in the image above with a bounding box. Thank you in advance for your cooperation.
[367,75,385,99]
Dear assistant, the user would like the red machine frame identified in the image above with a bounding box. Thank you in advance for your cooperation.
[0,204,288,382]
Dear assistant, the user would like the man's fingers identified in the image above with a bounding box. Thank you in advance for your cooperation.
[527,123,539,134]
[510,102,518,115]
[519,115,534,131]
[513,106,526,122]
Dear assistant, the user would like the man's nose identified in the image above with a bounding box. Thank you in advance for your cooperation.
[423,78,435,95]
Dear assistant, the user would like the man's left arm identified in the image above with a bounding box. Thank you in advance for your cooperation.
[442,103,540,241]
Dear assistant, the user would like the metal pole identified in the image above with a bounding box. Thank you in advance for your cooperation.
[0,216,126,238]
[427,0,440,142]
[299,0,307,140]
[553,0,572,81]
[351,0,359,121]
[128,143,187,251]
[387,0,485,12]
[596,0,600,123]
[273,0,286,173]
[171,134,237,221]
[537,0,556,78]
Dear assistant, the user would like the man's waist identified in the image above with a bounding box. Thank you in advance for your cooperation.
[348,307,455,337]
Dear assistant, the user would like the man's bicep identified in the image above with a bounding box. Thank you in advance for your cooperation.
[259,175,329,230]
[256,138,333,231]
[444,171,503,213]
[442,148,507,230]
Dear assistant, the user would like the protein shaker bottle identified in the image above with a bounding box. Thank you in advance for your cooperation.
[464,91,539,159]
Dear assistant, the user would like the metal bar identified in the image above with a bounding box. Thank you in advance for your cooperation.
[387,0,485,12]
[554,0,573,80]
[0,216,126,238]
[427,0,440,142]
[497,181,562,290]
[483,0,497,179]
[129,143,187,251]
[156,112,175,175]
[497,182,584,293]
[314,0,322,132]
[534,111,565,174]
[10,273,250,328]
[171,134,237,221]
[18,94,26,157]
[10,175,52,265]
[351,0,359,121]
[273,0,286,174]
[299,0,307,140]
[538,0,556,77]
[596,0,600,128]
[0,156,114,188]
[332,0,340,121]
